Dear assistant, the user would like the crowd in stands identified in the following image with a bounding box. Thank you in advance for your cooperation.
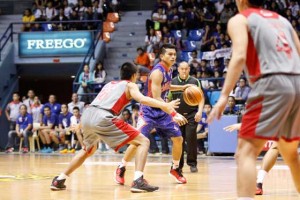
[21,0,122,31]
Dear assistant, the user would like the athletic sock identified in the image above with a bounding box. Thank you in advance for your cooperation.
[118,158,127,168]
[257,170,267,183]
[133,171,143,181]
[57,173,68,180]
[172,160,180,169]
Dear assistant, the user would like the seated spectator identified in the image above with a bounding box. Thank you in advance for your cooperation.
[68,0,78,8]
[74,0,87,20]
[31,20,45,31]
[45,1,57,21]
[32,2,45,21]
[201,25,214,51]
[23,90,35,114]
[39,106,58,153]
[161,26,175,44]
[57,104,73,153]
[234,77,251,104]
[83,7,97,30]
[22,8,35,31]
[78,64,94,102]
[5,105,33,153]
[146,7,167,31]
[219,6,233,31]
[196,103,211,154]
[223,96,239,115]
[134,47,151,75]
[5,92,23,131]
[122,109,132,125]
[63,0,73,19]
[40,94,61,119]
[51,8,69,31]
[52,0,62,10]
[93,61,106,92]
[188,50,201,66]
[68,93,85,114]
[92,0,104,20]
[145,28,160,53]
[167,6,183,30]
[70,106,84,151]
[69,10,81,30]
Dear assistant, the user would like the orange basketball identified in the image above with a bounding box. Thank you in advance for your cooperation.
[183,85,203,106]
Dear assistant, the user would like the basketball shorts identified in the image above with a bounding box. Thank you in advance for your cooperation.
[239,74,300,141]
[137,105,181,138]
[81,106,140,152]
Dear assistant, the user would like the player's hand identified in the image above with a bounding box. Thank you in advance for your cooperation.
[162,99,180,114]
[173,113,188,126]
[223,123,241,132]
[194,111,202,122]
[207,95,227,124]
[182,84,194,91]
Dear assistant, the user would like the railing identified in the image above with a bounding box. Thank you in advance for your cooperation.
[0,23,13,61]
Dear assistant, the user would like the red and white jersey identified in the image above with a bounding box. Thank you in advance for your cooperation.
[91,80,130,115]
[240,8,300,85]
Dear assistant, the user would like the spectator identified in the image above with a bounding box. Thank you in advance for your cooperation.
[161,26,175,44]
[45,1,57,21]
[22,8,35,31]
[134,47,151,75]
[131,104,140,128]
[234,77,251,104]
[145,28,160,53]
[92,0,104,20]
[70,106,84,151]
[196,103,211,154]
[289,0,299,18]
[78,64,94,102]
[219,6,233,30]
[32,2,45,21]
[23,90,35,114]
[68,93,85,114]
[93,61,106,92]
[167,6,183,30]
[121,109,132,125]
[39,106,58,153]
[68,0,78,8]
[83,6,97,30]
[5,92,23,131]
[31,20,45,31]
[51,8,69,31]
[57,104,73,152]
[31,96,43,137]
[5,105,33,153]
[201,25,214,51]
[40,94,61,119]
[74,0,87,20]
[146,7,167,31]
[69,10,81,30]
[63,0,73,19]
[223,96,239,115]
[188,50,201,66]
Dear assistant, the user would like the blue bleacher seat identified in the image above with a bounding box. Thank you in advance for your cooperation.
[183,40,197,51]
[180,51,193,62]
[188,29,204,41]
[41,23,53,32]
[171,30,182,40]
[209,91,221,106]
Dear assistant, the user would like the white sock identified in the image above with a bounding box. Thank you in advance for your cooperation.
[57,173,68,180]
[172,160,180,169]
[256,170,267,183]
[237,198,253,200]
[118,158,127,168]
[134,171,143,180]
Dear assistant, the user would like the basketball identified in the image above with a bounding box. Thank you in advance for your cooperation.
[183,85,203,106]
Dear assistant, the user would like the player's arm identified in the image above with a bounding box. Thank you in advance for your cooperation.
[223,123,241,132]
[127,82,179,115]
[170,84,193,91]
[292,28,300,56]
[195,80,205,122]
[149,69,165,102]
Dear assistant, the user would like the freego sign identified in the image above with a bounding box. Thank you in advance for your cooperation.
[19,31,93,57]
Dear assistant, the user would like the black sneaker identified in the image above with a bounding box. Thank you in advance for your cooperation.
[130,176,159,193]
[50,176,66,191]
[190,166,198,173]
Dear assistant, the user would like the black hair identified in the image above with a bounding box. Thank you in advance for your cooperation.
[73,106,80,111]
[120,62,138,80]
[159,43,176,56]
[132,104,140,110]
[192,50,197,54]
[95,61,105,74]
[248,0,264,7]
[20,104,27,110]
[13,92,20,96]
[44,105,51,110]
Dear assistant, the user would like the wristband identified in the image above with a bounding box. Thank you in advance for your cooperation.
[170,111,177,117]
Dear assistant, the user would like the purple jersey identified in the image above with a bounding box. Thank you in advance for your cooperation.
[144,62,172,100]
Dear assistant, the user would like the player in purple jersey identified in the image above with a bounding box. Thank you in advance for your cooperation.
[208,0,300,199]
[116,44,191,184]
[50,62,184,193]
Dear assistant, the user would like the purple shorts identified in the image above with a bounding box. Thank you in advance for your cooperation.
[137,105,181,138]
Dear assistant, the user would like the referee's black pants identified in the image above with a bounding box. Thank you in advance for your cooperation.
[179,114,198,169]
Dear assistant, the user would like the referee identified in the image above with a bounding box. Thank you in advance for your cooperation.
[168,62,204,173]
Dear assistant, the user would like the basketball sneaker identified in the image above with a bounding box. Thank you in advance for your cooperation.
[114,166,126,185]
[22,147,29,153]
[60,149,68,154]
[255,183,263,195]
[50,176,66,191]
[169,167,187,184]
[130,176,159,193]
[5,147,14,153]
[68,149,75,153]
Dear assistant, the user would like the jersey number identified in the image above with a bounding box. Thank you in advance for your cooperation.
[276,31,292,59]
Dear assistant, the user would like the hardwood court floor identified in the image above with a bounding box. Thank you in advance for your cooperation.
[0,153,299,200]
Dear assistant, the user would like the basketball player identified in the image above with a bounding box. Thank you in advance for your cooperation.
[224,123,279,195]
[207,0,300,199]
[115,44,190,186]
[50,62,186,193]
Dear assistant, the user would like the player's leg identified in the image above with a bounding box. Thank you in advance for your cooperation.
[185,121,198,172]
[179,125,186,170]
[256,142,279,195]
[277,139,300,193]
[170,135,186,184]
[235,138,266,198]
[50,145,98,191]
